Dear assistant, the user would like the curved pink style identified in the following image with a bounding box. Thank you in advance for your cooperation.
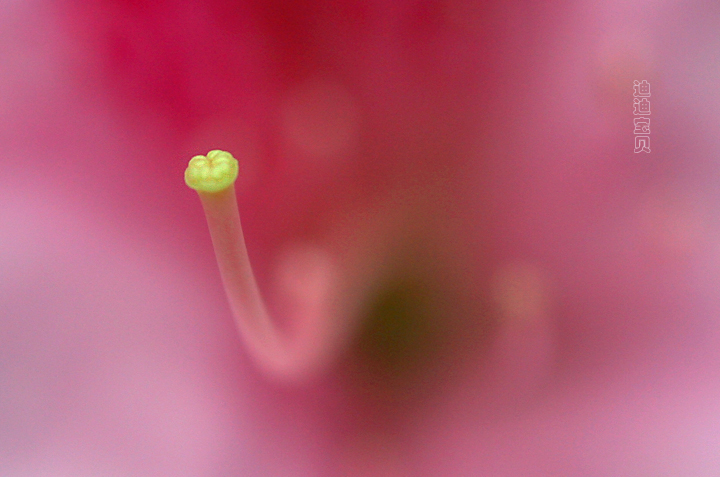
[196,184,367,381]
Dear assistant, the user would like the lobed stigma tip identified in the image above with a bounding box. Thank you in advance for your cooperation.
[185,150,239,193]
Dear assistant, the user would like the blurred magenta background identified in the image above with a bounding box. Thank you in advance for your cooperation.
[2,0,720,475]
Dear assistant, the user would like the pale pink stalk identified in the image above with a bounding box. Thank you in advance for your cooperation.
[185,150,354,381]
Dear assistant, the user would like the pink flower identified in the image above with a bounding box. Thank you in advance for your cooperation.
[2,0,720,474]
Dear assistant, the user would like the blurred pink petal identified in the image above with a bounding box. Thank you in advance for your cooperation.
[2,0,720,475]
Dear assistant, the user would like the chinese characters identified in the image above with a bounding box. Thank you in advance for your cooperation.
[633,80,651,153]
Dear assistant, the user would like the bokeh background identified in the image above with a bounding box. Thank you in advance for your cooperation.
[2,0,720,475]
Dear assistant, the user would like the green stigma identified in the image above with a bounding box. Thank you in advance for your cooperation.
[185,150,239,193]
